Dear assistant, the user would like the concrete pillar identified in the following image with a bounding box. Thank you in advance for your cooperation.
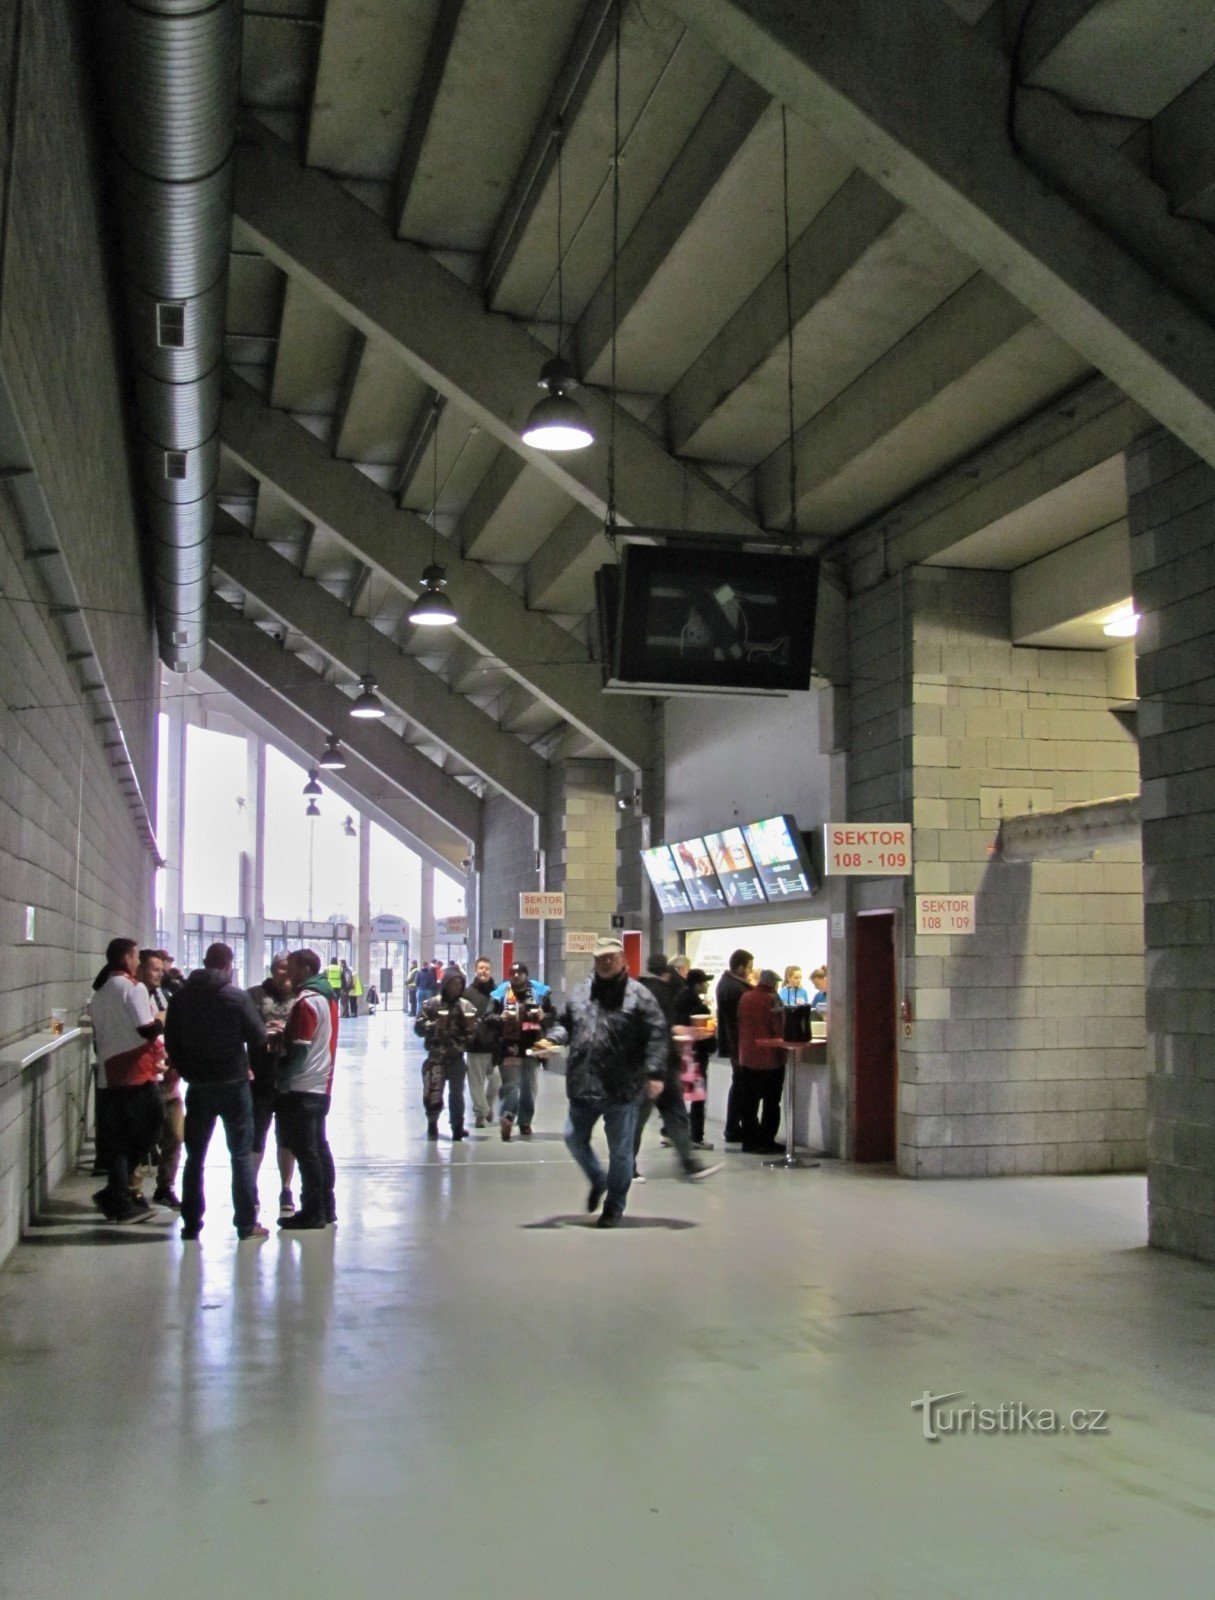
[419,861,436,963]
[1127,426,1215,1262]
[357,814,372,994]
[162,684,187,963]
[241,735,266,983]
[545,759,618,1000]
[846,565,1144,1177]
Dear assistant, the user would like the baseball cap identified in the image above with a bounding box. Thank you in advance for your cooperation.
[593,934,625,955]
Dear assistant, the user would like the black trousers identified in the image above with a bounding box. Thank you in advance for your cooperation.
[100,1082,164,1204]
[737,1065,786,1151]
[724,1061,742,1142]
[277,1092,335,1223]
[633,1071,694,1171]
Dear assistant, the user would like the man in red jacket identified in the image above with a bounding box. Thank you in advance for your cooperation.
[735,968,786,1154]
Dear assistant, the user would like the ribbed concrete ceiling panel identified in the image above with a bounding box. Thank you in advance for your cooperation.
[270,278,354,413]
[333,341,429,465]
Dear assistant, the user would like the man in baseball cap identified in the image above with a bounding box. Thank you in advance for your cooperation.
[533,934,667,1227]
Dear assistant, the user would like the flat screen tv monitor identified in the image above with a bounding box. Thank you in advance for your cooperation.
[641,845,693,915]
[671,836,728,912]
[596,540,818,693]
[704,826,768,908]
[741,814,817,901]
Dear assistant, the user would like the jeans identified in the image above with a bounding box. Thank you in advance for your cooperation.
[276,1092,335,1224]
[634,1072,696,1171]
[738,1065,786,1150]
[499,1056,536,1126]
[465,1052,499,1121]
[100,1083,164,1209]
[564,1100,640,1216]
[421,1055,467,1134]
[181,1078,258,1234]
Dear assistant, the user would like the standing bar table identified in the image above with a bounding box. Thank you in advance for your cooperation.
[755,1038,823,1170]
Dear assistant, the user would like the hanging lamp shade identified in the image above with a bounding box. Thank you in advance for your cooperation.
[342,815,357,838]
[302,768,323,796]
[521,356,593,452]
[350,672,385,719]
[305,798,321,818]
[408,563,458,627]
[318,736,346,771]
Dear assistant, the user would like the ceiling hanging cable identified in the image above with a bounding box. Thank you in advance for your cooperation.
[781,103,798,551]
[605,0,623,551]
[350,570,386,718]
[408,395,459,626]
[521,117,594,451]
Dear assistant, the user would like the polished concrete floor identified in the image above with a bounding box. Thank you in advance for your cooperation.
[1,1010,1213,1598]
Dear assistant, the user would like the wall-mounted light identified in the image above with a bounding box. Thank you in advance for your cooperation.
[1102,603,1139,638]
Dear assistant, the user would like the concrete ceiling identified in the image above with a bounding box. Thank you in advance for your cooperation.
[206,0,1215,812]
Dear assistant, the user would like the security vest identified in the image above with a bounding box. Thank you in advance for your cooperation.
[326,963,342,990]
[352,973,363,997]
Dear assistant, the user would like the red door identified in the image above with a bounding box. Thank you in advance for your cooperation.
[853,912,898,1162]
[622,931,642,978]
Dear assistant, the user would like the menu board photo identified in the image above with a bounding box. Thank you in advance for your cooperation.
[741,814,816,901]
[704,827,767,908]
[671,837,728,911]
[641,845,693,915]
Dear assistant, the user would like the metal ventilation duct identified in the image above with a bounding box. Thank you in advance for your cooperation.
[103,0,240,673]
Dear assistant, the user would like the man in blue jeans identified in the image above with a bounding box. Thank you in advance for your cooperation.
[534,936,667,1229]
[164,942,268,1242]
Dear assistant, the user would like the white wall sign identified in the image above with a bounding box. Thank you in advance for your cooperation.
[564,931,598,955]
[519,891,566,920]
[370,913,408,938]
[824,823,912,876]
[916,895,976,936]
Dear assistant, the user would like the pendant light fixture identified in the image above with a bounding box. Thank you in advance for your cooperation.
[342,814,357,838]
[302,768,322,796]
[521,119,593,453]
[318,734,346,770]
[305,797,320,818]
[350,672,385,719]
[408,396,459,627]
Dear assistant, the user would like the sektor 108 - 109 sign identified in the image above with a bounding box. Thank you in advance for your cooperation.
[823,823,912,875]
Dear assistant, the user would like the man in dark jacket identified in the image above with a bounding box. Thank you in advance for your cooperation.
[463,955,500,1127]
[635,955,721,1182]
[714,948,753,1144]
[164,942,268,1242]
[535,935,667,1228]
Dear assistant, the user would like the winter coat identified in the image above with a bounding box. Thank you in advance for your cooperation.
[164,968,267,1085]
[714,970,750,1061]
[546,974,669,1107]
[414,993,479,1065]
[737,985,785,1071]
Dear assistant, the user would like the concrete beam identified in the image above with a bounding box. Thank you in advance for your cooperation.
[195,660,468,880]
[207,594,481,842]
[211,523,549,814]
[234,115,760,538]
[757,273,1034,528]
[668,169,901,454]
[391,0,467,238]
[669,0,1215,469]
[854,376,1148,580]
[220,374,653,768]
[1151,65,1215,225]
[999,794,1140,862]
[574,68,769,379]
[1010,519,1131,644]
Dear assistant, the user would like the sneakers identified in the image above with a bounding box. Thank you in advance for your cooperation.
[112,1201,155,1225]
[519,1124,533,1138]
[587,1179,606,1214]
[180,1226,200,1241]
[278,1213,327,1231]
[632,1169,646,1184]
[278,1188,296,1221]
[500,1114,514,1141]
[238,1224,270,1241]
[128,1193,153,1215]
[474,1115,486,1129]
[686,1161,725,1182]
[692,1139,715,1151]
[451,1129,466,1141]
[597,1207,623,1229]
[92,1187,117,1221]
[426,1121,440,1141]
[153,1186,182,1210]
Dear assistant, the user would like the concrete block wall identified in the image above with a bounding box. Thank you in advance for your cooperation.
[1128,427,1215,1262]
[476,793,540,977]
[0,0,158,1261]
[849,568,1145,1177]
[544,760,618,1003]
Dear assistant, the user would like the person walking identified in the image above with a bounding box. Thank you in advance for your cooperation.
[276,949,340,1230]
[736,968,787,1154]
[534,936,667,1228]
[246,952,298,1223]
[493,963,553,1140]
[414,968,477,1140]
[88,938,165,1224]
[463,955,500,1128]
[683,968,716,1149]
[634,955,720,1182]
[714,948,753,1145]
[165,942,268,1242]
[405,961,420,1016]
[338,958,355,1019]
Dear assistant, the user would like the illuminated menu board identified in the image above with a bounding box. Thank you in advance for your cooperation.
[742,814,816,901]
[704,827,767,907]
[641,845,693,915]
[671,837,728,912]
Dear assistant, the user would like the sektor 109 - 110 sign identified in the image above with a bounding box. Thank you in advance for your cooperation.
[823,824,913,876]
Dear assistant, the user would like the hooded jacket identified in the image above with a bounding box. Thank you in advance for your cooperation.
[280,975,339,1096]
[414,975,479,1064]
[546,972,668,1107]
[163,967,267,1085]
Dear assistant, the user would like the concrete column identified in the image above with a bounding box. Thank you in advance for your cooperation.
[1128,426,1215,1262]
[162,684,187,963]
[419,861,436,963]
[357,814,372,994]
[545,759,618,1000]
[846,565,1144,1177]
[241,735,266,983]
